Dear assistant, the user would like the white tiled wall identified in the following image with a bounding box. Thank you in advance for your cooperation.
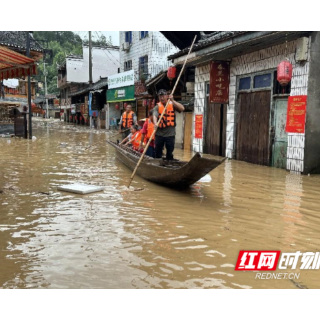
[192,64,210,152]
[119,31,178,81]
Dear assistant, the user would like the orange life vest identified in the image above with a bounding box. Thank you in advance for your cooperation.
[157,102,175,128]
[146,119,155,140]
[132,131,143,149]
[122,111,134,128]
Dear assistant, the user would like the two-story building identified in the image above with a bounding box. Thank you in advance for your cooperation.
[58,45,119,124]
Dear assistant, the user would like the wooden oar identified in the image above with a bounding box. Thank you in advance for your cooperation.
[127,35,197,188]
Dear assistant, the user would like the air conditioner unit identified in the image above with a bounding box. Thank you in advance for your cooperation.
[122,42,130,52]
[295,37,308,62]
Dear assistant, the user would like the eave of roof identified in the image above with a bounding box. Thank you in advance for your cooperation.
[168,32,248,60]
[0,31,44,53]
[170,31,312,66]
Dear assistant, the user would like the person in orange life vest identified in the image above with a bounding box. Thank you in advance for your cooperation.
[153,89,184,160]
[119,125,137,146]
[119,105,137,140]
[120,125,143,151]
[139,110,155,158]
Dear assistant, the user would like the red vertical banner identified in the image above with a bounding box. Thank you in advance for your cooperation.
[209,61,230,104]
[195,115,203,139]
[286,95,307,133]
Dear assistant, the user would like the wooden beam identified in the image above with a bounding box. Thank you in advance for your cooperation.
[0,60,34,68]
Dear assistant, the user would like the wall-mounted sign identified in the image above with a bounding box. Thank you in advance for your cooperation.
[286,95,307,133]
[195,114,203,139]
[108,70,134,89]
[107,85,135,102]
[209,61,230,104]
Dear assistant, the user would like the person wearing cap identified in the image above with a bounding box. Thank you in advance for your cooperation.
[153,89,184,160]
[139,110,155,158]
[119,104,137,140]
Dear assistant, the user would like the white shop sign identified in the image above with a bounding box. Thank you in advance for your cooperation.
[108,70,134,89]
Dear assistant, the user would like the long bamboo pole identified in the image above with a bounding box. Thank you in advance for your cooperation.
[127,36,197,188]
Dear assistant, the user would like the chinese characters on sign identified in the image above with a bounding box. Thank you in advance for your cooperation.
[235,251,320,271]
[235,251,281,271]
[195,115,203,139]
[108,70,134,89]
[285,95,307,133]
[209,61,230,104]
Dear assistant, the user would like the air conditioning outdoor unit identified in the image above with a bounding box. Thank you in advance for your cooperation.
[122,42,130,52]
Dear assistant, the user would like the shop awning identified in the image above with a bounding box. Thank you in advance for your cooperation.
[0,45,37,80]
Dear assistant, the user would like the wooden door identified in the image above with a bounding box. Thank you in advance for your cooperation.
[272,98,288,169]
[183,112,193,151]
[236,91,271,166]
[204,103,226,156]
[137,100,146,121]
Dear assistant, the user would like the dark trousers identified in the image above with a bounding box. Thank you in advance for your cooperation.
[145,145,155,158]
[155,135,175,160]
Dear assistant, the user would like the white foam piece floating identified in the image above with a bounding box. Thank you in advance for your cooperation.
[198,174,212,183]
[58,183,104,194]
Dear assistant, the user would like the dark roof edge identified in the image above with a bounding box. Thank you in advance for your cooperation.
[168,31,249,60]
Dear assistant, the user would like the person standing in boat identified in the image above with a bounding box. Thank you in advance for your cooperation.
[139,110,155,158]
[119,105,137,140]
[153,89,184,160]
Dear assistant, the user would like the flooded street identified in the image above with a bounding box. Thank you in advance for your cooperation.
[1,119,320,289]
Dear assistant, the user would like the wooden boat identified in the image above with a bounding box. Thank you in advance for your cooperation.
[107,140,226,188]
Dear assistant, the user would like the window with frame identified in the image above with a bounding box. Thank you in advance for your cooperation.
[238,72,273,91]
[139,55,148,79]
[125,31,132,44]
[124,60,132,71]
[140,31,148,39]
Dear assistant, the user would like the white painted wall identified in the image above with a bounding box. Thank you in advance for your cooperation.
[67,46,120,83]
[175,112,184,148]
[119,31,178,81]
[193,38,311,172]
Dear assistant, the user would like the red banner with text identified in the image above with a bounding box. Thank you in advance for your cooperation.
[286,95,307,133]
[195,115,203,139]
[209,61,230,104]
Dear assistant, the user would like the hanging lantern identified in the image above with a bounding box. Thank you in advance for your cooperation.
[115,104,120,110]
[167,66,176,81]
[277,60,293,86]
[124,102,128,108]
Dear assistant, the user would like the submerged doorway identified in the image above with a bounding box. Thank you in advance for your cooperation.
[204,82,226,156]
[272,98,288,169]
[236,90,271,166]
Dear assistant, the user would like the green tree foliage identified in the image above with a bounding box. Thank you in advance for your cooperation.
[33,31,83,95]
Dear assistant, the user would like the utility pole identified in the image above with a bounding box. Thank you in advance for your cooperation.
[43,62,49,118]
[89,31,93,128]
[89,31,93,84]
[26,31,32,139]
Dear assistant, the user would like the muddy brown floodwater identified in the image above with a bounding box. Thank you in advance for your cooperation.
[1,119,320,289]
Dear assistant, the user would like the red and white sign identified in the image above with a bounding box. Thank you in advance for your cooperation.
[235,251,281,271]
[286,95,307,133]
[195,115,203,139]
